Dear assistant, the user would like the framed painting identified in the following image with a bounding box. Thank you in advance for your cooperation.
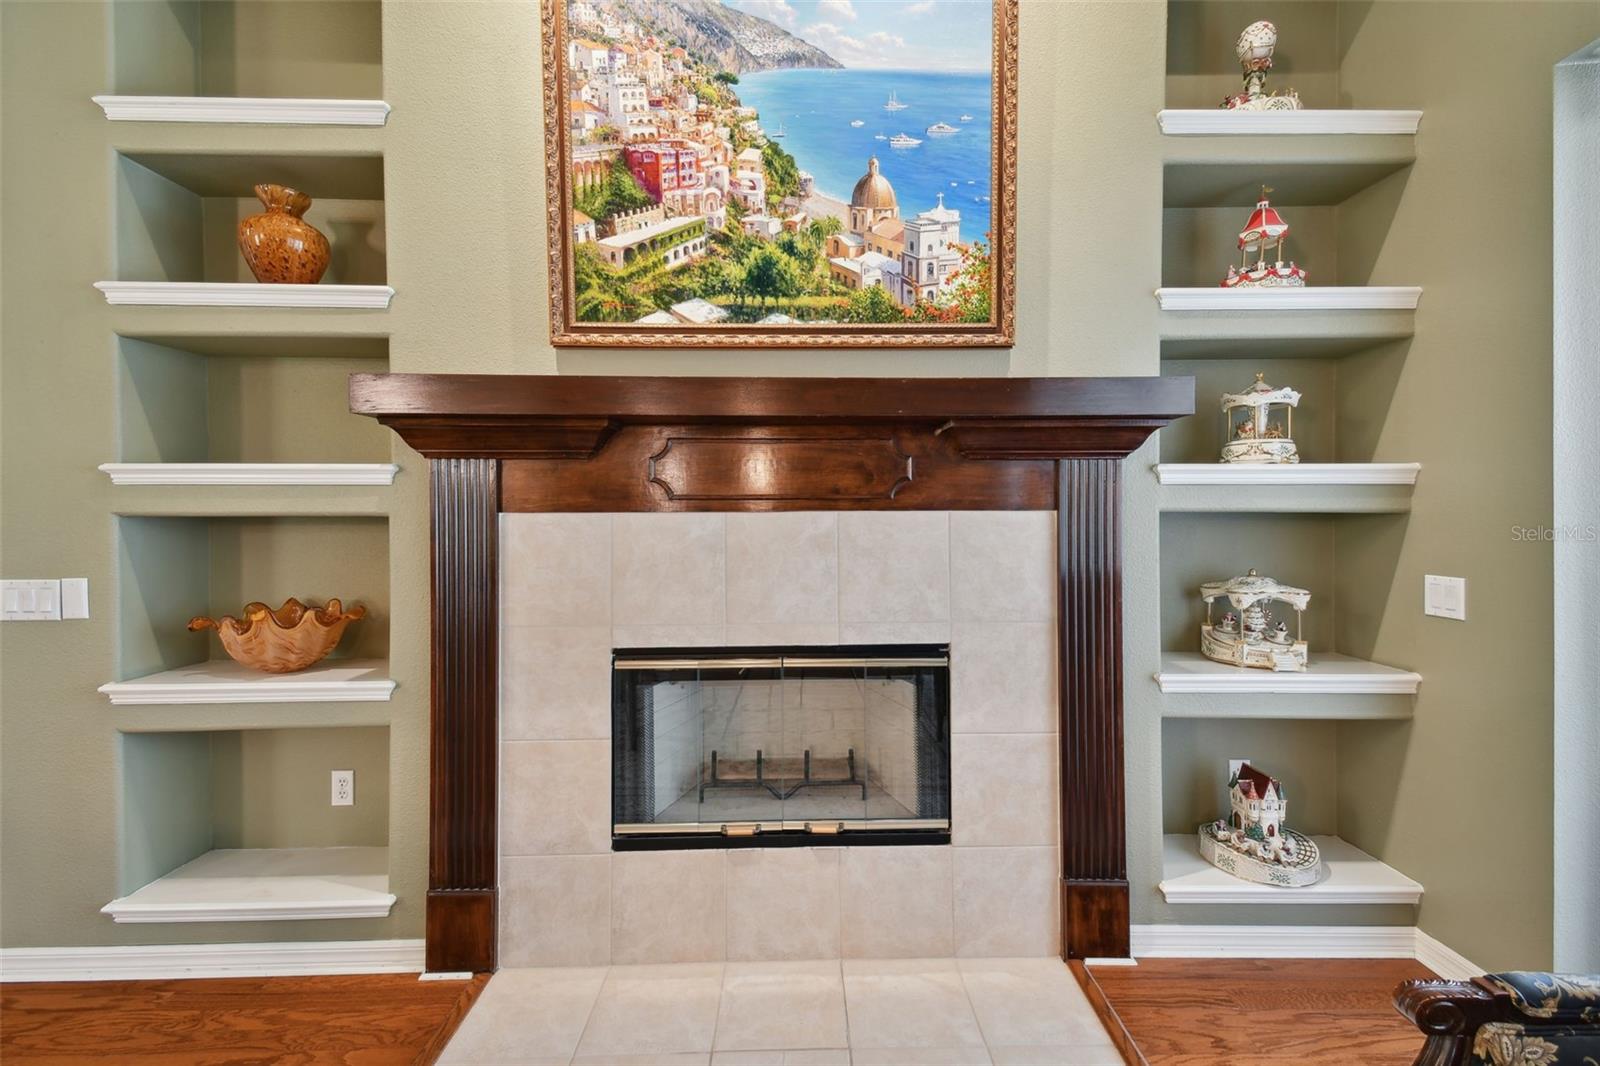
[541,0,1017,347]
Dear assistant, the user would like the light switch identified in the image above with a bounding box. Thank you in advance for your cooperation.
[2,580,62,621]
[1424,574,1467,620]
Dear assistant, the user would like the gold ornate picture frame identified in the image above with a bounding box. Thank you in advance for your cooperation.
[541,0,1017,348]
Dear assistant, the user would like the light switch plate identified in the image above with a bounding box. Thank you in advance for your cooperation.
[3,580,62,621]
[1228,758,1251,779]
[61,579,89,619]
[1424,574,1467,620]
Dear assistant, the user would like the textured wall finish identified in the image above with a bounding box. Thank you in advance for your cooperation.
[497,511,1059,964]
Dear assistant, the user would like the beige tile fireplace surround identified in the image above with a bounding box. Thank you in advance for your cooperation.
[499,510,1059,966]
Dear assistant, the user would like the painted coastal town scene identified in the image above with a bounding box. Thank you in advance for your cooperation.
[552,0,1008,340]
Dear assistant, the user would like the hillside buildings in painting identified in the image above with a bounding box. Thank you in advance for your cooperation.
[562,0,971,321]
[825,156,965,309]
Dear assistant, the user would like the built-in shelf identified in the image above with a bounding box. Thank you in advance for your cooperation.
[101,847,394,923]
[1158,834,1423,905]
[1156,463,1420,486]
[1156,652,1421,695]
[1154,464,1419,513]
[99,658,394,705]
[1164,135,1415,208]
[1159,307,1415,361]
[93,96,391,126]
[1156,287,1423,312]
[95,282,394,309]
[106,488,391,518]
[100,463,399,486]
[1157,110,1424,136]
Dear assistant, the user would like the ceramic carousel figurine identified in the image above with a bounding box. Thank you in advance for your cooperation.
[1199,762,1323,887]
[1221,373,1301,463]
[1222,188,1307,289]
[1222,21,1302,111]
[1199,569,1310,671]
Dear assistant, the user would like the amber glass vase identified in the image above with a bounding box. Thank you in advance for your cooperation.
[237,183,330,284]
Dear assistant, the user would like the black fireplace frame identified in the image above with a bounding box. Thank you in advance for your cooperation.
[610,643,952,851]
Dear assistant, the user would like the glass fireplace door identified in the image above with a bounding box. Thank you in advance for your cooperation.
[612,646,950,846]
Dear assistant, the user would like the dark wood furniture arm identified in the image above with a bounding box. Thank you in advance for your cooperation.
[1395,978,1511,1066]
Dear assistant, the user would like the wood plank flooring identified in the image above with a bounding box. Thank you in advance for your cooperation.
[0,972,488,1066]
[1080,957,1436,1066]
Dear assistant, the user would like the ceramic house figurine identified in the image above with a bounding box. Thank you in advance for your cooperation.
[1222,188,1307,289]
[1222,21,1302,110]
[1200,569,1310,671]
[1221,373,1301,463]
[1200,762,1323,887]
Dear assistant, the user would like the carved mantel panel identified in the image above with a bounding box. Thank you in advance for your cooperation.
[647,436,914,503]
[351,374,1193,971]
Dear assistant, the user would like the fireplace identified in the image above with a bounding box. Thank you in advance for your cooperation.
[612,645,951,846]
[349,373,1193,971]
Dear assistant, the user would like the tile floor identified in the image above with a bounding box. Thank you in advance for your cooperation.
[439,957,1122,1066]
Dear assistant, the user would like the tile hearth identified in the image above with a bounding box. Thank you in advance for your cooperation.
[440,957,1122,1066]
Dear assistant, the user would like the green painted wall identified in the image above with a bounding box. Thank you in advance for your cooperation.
[1328,1,1597,970]
[2,0,1591,969]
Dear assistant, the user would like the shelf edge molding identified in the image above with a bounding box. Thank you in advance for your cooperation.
[1156,286,1423,311]
[94,281,395,309]
[102,895,398,923]
[99,462,400,486]
[98,658,396,705]
[1157,109,1423,135]
[1156,653,1421,694]
[1155,462,1421,486]
[92,95,391,126]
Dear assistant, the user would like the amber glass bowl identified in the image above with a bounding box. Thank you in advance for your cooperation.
[188,598,365,673]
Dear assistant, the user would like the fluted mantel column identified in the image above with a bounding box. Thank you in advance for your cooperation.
[1057,458,1129,959]
[427,457,499,973]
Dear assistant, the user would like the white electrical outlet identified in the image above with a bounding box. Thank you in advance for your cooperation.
[1424,574,1467,620]
[1228,758,1252,779]
[331,770,355,806]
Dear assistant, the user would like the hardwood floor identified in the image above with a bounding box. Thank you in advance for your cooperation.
[1077,958,1436,1066]
[0,972,488,1066]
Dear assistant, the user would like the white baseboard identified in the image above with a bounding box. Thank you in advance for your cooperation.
[1130,924,1483,977]
[1413,929,1483,980]
[1132,923,1418,959]
[0,938,424,982]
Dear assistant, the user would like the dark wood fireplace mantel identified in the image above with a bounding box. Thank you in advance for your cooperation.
[351,374,1192,972]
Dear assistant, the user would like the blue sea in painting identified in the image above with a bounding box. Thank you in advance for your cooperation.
[735,68,994,242]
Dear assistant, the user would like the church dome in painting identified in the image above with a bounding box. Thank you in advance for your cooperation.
[851,156,898,210]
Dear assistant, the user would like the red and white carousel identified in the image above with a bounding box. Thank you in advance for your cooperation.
[1221,187,1308,289]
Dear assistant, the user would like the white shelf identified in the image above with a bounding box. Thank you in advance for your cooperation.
[101,847,395,923]
[100,463,400,486]
[1159,834,1423,905]
[94,282,394,309]
[1156,652,1421,694]
[93,96,391,126]
[99,658,395,705]
[1156,286,1423,312]
[1156,463,1421,486]
[1157,109,1423,136]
